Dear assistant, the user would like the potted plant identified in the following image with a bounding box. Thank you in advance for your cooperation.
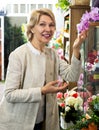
[71,0,90,6]
[55,0,70,11]
[56,87,83,129]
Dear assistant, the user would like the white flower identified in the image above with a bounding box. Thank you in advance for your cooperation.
[65,97,76,106]
[76,97,83,105]
[65,106,70,112]
[92,95,96,100]
[75,97,83,110]
[79,106,83,111]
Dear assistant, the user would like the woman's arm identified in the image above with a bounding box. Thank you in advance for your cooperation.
[73,30,88,60]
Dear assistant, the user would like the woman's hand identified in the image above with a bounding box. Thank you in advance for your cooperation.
[41,80,69,95]
[73,30,88,60]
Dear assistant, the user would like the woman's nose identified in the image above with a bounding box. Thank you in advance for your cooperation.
[45,25,51,31]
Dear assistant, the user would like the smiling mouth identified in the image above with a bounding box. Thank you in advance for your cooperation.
[42,34,52,39]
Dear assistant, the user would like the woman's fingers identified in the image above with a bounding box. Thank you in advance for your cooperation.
[57,82,69,92]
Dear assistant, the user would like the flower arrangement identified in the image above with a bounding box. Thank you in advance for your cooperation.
[77,7,99,33]
[57,88,83,124]
[68,113,99,130]
[66,95,99,130]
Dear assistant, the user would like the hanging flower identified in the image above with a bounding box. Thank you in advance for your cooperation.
[77,73,84,87]
[77,7,99,33]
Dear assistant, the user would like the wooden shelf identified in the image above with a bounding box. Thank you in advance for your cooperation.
[63,5,91,89]
[90,22,99,27]
[63,5,90,63]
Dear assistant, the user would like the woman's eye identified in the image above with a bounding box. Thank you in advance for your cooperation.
[49,24,55,27]
[39,23,46,26]
[39,23,55,27]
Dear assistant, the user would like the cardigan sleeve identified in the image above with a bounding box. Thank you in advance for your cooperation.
[4,51,42,103]
[59,54,82,82]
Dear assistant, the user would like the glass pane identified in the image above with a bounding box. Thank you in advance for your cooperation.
[95,27,99,50]
[13,4,18,13]
[45,4,47,8]
[20,4,25,13]
[6,4,12,14]
[48,4,52,10]
[82,23,99,95]
[38,4,43,9]
[30,4,36,11]
[27,4,29,13]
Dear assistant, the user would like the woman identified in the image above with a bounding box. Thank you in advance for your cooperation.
[0,8,87,130]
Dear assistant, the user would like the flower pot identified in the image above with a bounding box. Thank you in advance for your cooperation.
[81,128,88,130]
[60,115,74,129]
[88,122,97,130]
[71,0,90,5]
[60,115,67,129]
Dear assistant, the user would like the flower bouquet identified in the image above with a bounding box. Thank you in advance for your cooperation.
[57,88,83,129]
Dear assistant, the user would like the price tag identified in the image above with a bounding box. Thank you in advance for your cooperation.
[93,74,99,79]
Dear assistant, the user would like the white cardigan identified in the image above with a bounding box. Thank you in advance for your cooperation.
[0,43,81,130]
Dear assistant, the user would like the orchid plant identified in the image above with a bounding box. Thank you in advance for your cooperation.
[77,7,99,33]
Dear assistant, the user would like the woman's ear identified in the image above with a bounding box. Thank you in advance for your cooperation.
[31,29,34,33]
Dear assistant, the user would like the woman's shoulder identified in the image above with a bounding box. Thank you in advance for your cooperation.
[13,43,28,52]
[9,43,29,58]
[11,43,29,53]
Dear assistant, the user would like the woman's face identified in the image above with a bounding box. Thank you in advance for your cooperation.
[32,15,55,44]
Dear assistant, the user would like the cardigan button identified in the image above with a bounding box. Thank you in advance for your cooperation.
[50,72,53,75]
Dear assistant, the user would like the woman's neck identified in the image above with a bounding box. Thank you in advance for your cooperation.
[31,41,45,52]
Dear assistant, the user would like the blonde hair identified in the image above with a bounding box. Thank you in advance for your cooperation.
[26,8,56,42]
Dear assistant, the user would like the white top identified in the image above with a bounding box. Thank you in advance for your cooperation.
[27,42,46,124]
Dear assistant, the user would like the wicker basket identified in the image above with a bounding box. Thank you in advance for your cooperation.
[71,0,90,5]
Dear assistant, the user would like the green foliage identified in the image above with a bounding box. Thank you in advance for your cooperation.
[88,95,99,117]
[64,107,83,124]
[55,0,70,11]
[66,113,99,130]
[4,17,27,77]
